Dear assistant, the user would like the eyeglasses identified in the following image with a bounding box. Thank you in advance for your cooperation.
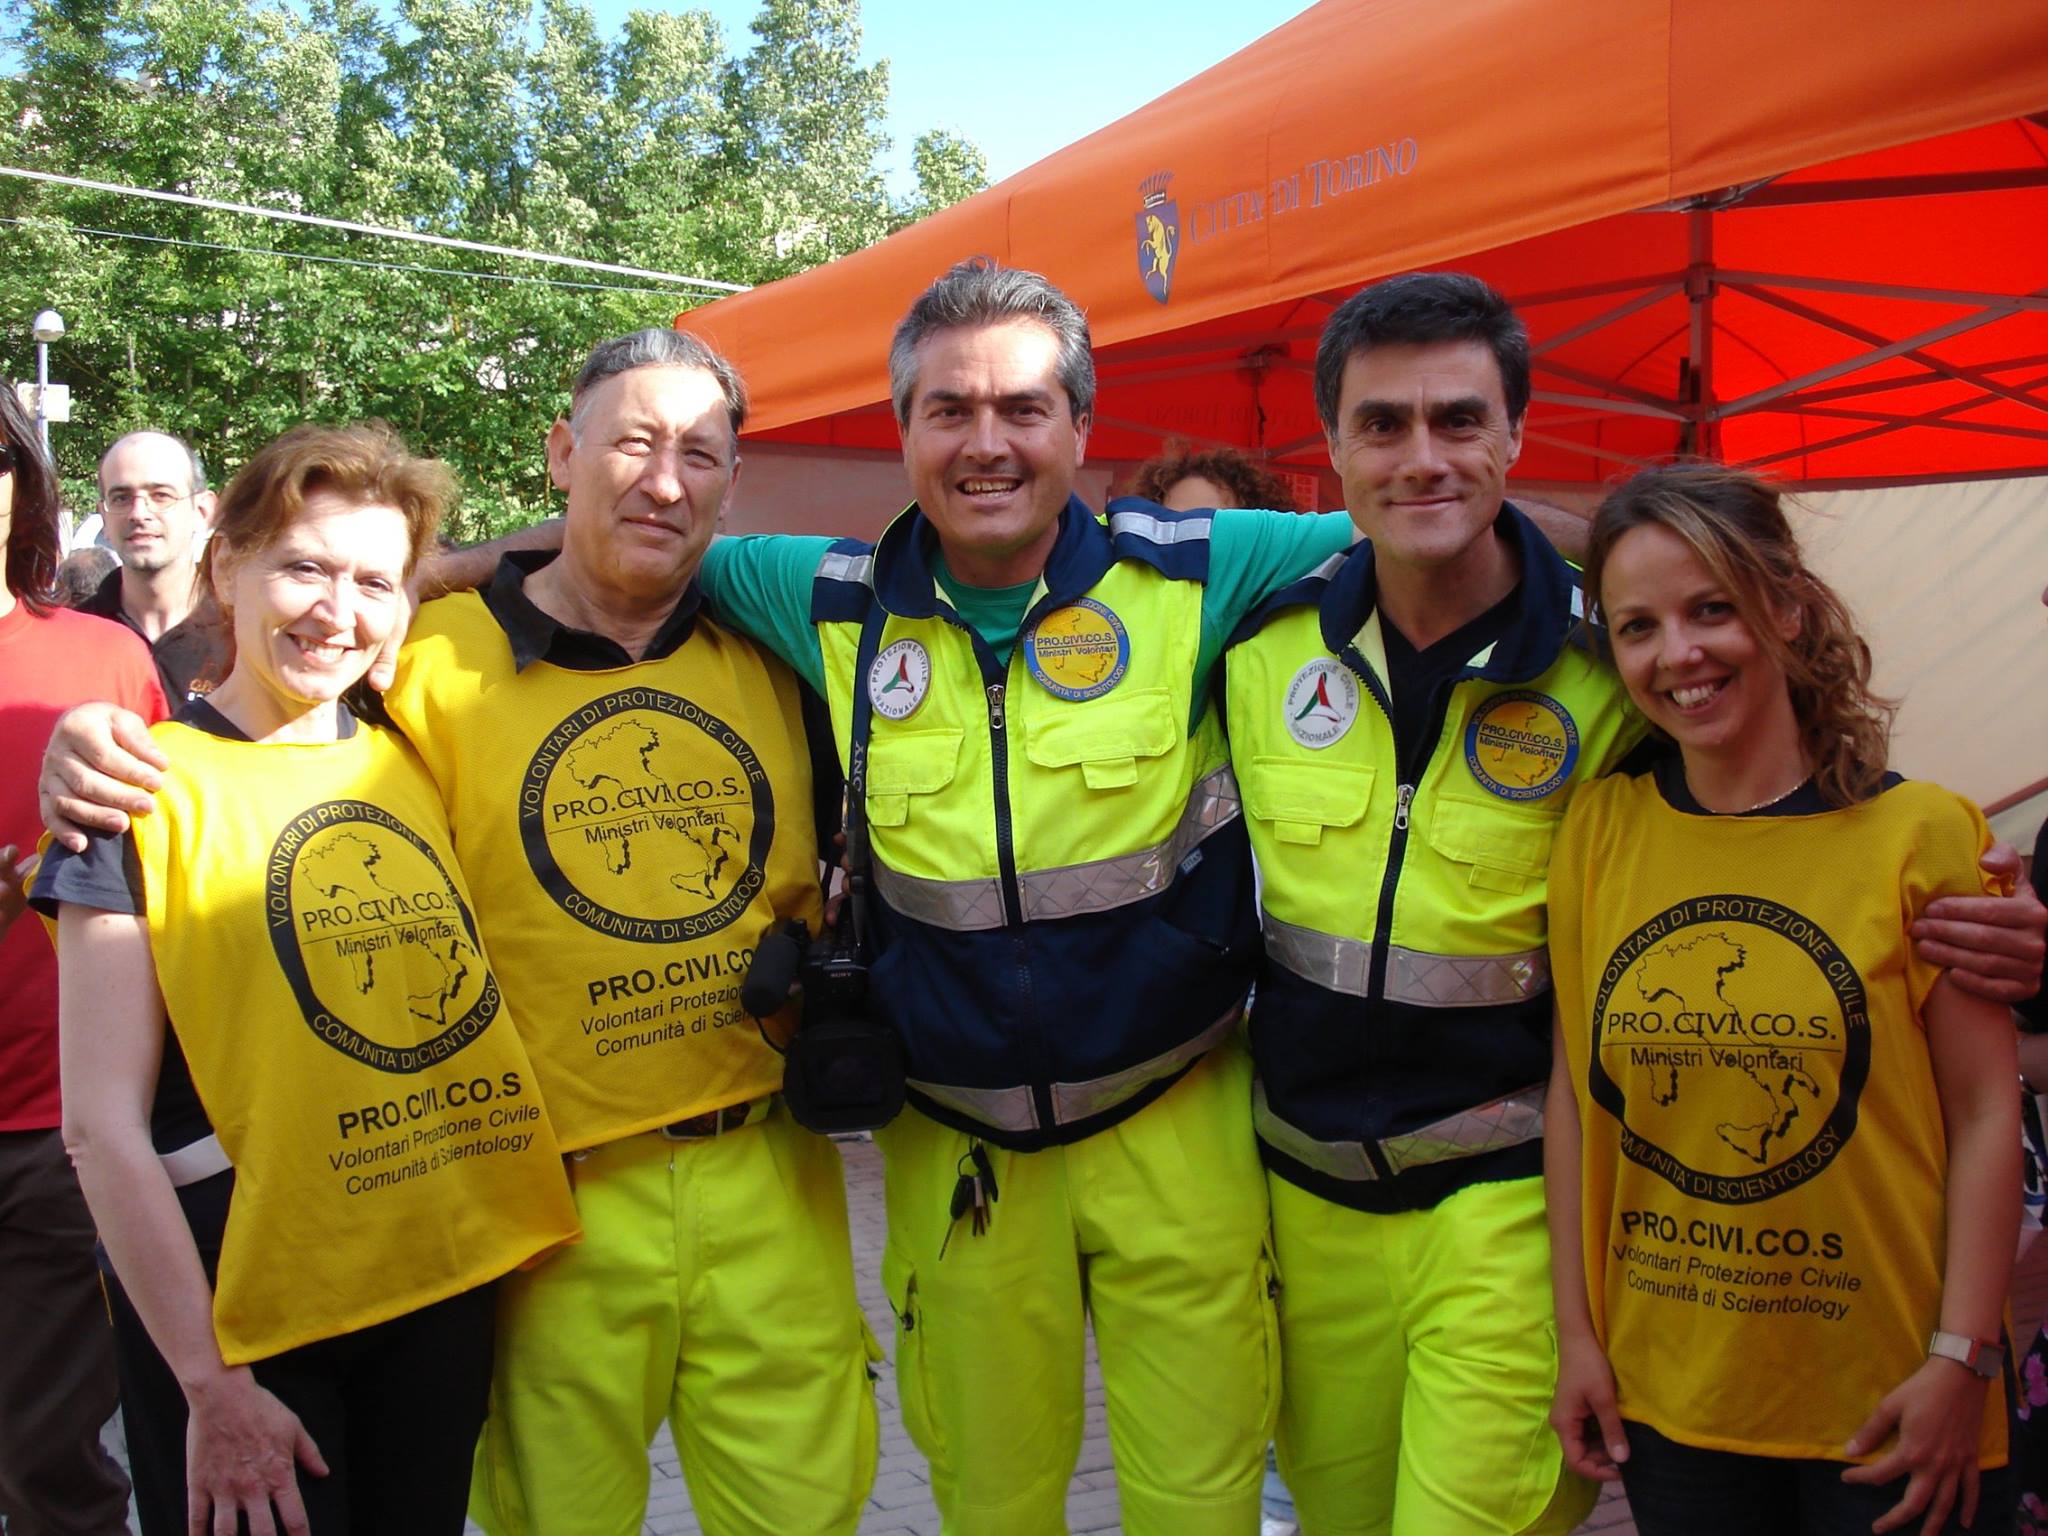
[0,444,14,476]
[101,486,194,514]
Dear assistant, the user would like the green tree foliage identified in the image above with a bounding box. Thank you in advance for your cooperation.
[903,129,986,224]
[0,0,986,538]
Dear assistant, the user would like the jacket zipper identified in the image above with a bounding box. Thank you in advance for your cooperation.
[985,680,1022,923]
[983,662,1050,1132]
[1357,663,1461,1003]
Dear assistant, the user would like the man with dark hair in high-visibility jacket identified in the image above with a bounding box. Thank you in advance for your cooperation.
[1222,270,2047,1536]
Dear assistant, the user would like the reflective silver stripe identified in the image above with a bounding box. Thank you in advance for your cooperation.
[1264,916,1371,997]
[905,1079,1040,1134]
[161,1134,231,1188]
[1108,508,1211,545]
[1379,1082,1546,1175]
[873,768,1241,933]
[873,860,1006,931]
[1263,920,1548,1007]
[1253,1079,1546,1182]
[1019,767,1241,921]
[817,550,874,587]
[911,1005,1242,1135]
[1252,1080,1379,1180]
[1304,550,1349,581]
[1049,1001,1242,1124]
[1386,946,1549,1008]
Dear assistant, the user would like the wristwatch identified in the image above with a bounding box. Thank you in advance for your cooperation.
[1928,1331,2005,1379]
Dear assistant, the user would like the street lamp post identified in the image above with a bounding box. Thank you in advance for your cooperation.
[30,308,65,455]
[29,308,66,543]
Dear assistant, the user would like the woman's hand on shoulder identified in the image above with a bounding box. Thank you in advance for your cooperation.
[182,1365,327,1536]
[1840,1356,1988,1536]
[1549,1333,1629,1482]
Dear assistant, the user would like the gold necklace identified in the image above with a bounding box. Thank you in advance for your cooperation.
[1685,769,1809,814]
[1734,778,1808,813]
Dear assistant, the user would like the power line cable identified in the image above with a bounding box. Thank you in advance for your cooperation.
[0,216,704,297]
[0,164,749,292]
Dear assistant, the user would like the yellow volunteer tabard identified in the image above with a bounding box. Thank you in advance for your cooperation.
[387,591,823,1150]
[1549,772,2008,1466]
[130,719,579,1366]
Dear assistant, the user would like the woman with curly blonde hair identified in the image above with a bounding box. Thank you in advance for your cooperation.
[1543,463,2019,1536]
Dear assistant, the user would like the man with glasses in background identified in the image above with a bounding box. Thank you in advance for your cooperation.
[77,431,228,703]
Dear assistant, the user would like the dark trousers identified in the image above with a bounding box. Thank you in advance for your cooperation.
[0,1128,130,1536]
[1621,1419,2014,1536]
[106,1169,496,1536]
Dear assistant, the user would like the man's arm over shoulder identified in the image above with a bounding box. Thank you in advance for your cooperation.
[1200,509,1355,667]
[415,517,564,601]
[698,536,838,696]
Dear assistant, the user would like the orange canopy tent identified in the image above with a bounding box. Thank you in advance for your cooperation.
[680,0,2048,492]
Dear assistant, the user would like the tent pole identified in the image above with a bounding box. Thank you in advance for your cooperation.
[1686,209,1717,456]
[1727,282,2048,419]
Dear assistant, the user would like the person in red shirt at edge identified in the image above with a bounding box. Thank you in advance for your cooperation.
[0,381,165,1535]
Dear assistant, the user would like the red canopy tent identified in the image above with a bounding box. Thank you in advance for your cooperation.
[679,0,2048,492]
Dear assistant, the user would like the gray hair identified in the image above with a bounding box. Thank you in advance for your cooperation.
[569,329,749,440]
[98,430,207,493]
[889,258,1095,426]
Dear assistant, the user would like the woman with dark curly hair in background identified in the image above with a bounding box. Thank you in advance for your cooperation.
[1131,443,1302,514]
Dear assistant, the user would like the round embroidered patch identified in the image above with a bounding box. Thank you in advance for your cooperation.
[1464,690,1579,799]
[1283,659,1360,749]
[868,638,932,721]
[1024,599,1130,702]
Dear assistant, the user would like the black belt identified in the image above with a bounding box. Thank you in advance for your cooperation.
[656,1097,769,1140]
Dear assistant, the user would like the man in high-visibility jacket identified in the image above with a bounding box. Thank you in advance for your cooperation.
[696,258,1356,1536]
[1222,271,2046,1536]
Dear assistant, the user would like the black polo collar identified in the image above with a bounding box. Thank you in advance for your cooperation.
[482,549,703,672]
[868,496,1113,620]
[1318,501,1583,685]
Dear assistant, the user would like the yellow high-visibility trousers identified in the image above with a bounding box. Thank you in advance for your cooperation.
[878,1043,1279,1536]
[470,1106,878,1536]
[1271,1172,1592,1536]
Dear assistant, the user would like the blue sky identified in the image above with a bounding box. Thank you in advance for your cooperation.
[598,0,1316,197]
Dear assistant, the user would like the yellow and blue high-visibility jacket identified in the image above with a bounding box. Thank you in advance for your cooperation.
[810,498,1259,1150]
[1224,507,1646,1211]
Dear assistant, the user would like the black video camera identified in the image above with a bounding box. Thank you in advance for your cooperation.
[742,916,905,1134]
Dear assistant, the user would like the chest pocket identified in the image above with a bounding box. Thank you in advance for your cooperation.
[1241,756,1376,847]
[866,727,964,828]
[1019,687,1178,790]
[1426,791,1560,894]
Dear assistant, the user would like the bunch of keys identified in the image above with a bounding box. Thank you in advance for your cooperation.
[938,1143,1000,1258]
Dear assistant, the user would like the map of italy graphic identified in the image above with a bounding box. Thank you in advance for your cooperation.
[1631,933,1823,1164]
[301,833,471,1027]
[560,718,737,900]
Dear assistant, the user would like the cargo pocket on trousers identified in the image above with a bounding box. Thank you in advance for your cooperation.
[881,1247,948,1469]
[1256,1241,1284,1442]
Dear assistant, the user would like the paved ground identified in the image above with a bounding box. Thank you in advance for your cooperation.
[98,1132,2048,1536]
